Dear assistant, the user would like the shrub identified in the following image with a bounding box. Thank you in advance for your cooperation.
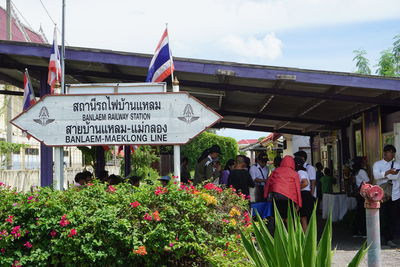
[182,132,238,170]
[241,203,368,267]
[0,181,250,266]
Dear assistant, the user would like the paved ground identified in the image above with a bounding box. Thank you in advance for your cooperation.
[324,219,400,266]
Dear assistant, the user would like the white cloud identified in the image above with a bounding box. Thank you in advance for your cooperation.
[221,33,283,61]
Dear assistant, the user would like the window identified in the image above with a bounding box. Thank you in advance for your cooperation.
[25,148,39,155]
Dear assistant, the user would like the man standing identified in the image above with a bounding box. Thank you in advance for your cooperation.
[294,151,317,199]
[194,145,222,185]
[249,152,269,202]
[373,144,400,247]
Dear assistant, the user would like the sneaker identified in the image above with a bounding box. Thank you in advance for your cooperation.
[387,240,398,248]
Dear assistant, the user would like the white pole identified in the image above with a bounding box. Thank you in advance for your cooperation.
[172,77,181,183]
[54,0,66,190]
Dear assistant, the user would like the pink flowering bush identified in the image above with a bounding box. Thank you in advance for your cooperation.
[0,180,250,266]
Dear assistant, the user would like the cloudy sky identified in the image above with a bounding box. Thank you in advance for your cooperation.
[2,0,400,140]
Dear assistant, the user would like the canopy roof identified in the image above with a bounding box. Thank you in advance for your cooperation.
[1,40,399,136]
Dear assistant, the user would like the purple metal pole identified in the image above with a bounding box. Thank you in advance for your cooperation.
[95,146,105,178]
[124,146,131,177]
[40,72,53,186]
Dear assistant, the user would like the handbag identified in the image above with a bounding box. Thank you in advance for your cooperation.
[380,161,394,202]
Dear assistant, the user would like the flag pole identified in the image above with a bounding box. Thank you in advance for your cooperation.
[167,23,181,184]
[54,0,66,190]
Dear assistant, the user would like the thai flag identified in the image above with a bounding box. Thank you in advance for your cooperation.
[23,69,36,139]
[146,28,174,82]
[47,27,62,94]
[23,69,36,111]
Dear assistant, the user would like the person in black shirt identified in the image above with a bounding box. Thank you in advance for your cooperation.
[227,155,255,197]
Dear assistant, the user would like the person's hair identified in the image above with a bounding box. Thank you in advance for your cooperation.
[129,175,141,185]
[294,156,306,172]
[273,156,282,168]
[98,170,109,182]
[224,159,235,170]
[294,151,308,161]
[384,144,396,153]
[197,148,210,163]
[324,168,332,176]
[352,157,365,176]
[244,156,251,168]
[315,162,323,170]
[74,172,85,183]
[109,174,122,185]
[82,171,93,180]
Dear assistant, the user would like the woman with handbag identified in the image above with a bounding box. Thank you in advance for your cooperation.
[352,157,370,238]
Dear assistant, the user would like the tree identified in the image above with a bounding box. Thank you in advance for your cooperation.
[352,49,371,75]
[375,49,396,77]
[181,131,238,171]
[392,34,400,75]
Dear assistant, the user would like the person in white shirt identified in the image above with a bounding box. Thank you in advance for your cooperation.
[372,144,400,247]
[294,151,317,199]
[295,156,313,232]
[249,152,269,202]
[352,157,369,237]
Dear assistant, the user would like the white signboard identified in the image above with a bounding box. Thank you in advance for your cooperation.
[11,92,222,146]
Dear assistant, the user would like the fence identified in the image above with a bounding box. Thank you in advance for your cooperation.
[0,166,120,192]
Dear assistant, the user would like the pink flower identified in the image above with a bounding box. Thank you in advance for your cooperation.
[204,183,216,190]
[50,230,57,237]
[169,242,174,247]
[5,215,13,223]
[24,241,32,248]
[11,226,21,238]
[130,201,141,208]
[155,187,167,196]
[12,203,18,207]
[222,219,230,223]
[59,214,70,227]
[143,213,152,221]
[27,196,34,200]
[68,228,77,237]
[107,185,116,192]
[0,182,5,186]
[87,183,94,186]
[0,248,5,254]
[12,260,21,267]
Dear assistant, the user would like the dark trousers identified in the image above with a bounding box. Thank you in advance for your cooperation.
[391,199,400,239]
[352,194,366,235]
[380,200,394,242]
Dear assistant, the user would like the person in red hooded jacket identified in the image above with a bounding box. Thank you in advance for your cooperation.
[264,155,302,221]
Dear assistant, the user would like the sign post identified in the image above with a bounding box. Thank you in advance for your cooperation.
[172,78,181,183]
[11,91,222,147]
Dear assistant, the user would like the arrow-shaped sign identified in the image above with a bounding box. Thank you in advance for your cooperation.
[11,92,222,147]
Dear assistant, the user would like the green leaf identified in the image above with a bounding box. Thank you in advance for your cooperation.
[348,241,368,267]
[316,211,332,267]
[303,203,317,267]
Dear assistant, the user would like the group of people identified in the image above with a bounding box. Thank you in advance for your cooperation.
[192,145,318,231]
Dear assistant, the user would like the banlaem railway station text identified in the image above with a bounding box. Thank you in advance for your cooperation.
[73,96,161,112]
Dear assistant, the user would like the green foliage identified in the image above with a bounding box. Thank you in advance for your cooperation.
[0,181,251,266]
[77,146,113,172]
[241,202,368,267]
[0,141,27,169]
[0,141,26,155]
[120,145,159,179]
[353,49,371,75]
[376,49,397,77]
[182,132,238,170]
[392,34,400,75]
